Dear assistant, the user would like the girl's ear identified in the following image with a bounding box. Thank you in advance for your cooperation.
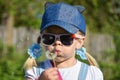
[76,37,85,49]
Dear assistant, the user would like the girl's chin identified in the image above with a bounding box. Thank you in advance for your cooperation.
[55,58,62,63]
[55,58,65,63]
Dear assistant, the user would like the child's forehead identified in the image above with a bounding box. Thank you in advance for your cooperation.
[44,26,69,34]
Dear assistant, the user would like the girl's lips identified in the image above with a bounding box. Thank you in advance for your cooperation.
[55,50,61,54]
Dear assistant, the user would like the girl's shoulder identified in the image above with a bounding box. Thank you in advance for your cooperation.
[25,60,52,79]
[78,60,103,80]
[87,64,103,80]
[88,65,103,76]
[78,60,102,73]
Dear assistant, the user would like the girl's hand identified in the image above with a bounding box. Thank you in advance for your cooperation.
[39,67,59,80]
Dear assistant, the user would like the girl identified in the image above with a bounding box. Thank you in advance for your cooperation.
[24,2,103,80]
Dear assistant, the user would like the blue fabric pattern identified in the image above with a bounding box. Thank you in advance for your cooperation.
[76,47,87,60]
[28,43,42,59]
[40,2,86,34]
[79,63,88,80]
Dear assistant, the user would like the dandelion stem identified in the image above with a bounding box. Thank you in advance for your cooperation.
[49,53,56,67]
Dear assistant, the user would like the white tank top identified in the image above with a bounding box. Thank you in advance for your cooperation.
[25,60,103,80]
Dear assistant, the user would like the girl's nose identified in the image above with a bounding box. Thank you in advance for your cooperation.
[53,40,63,46]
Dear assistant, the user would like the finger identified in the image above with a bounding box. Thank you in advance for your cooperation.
[47,74,58,80]
[47,68,59,80]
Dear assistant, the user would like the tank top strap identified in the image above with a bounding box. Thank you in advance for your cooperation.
[78,63,89,80]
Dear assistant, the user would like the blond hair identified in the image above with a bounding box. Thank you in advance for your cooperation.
[86,52,99,67]
[77,31,99,67]
[23,36,41,70]
[23,57,37,70]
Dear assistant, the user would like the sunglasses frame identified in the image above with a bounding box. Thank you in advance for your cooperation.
[40,33,85,46]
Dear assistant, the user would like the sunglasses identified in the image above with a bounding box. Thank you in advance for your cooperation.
[41,33,84,46]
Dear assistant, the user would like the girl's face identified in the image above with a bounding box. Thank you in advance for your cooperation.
[41,26,82,63]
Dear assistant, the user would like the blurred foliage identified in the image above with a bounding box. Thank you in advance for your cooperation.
[0,0,120,32]
[0,0,45,28]
[0,40,26,80]
[0,0,120,80]
[98,49,120,80]
[0,39,46,80]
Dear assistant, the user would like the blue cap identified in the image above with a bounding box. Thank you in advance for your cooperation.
[40,2,86,34]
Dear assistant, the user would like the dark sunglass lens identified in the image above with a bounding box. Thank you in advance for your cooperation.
[60,35,73,46]
[42,34,55,45]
